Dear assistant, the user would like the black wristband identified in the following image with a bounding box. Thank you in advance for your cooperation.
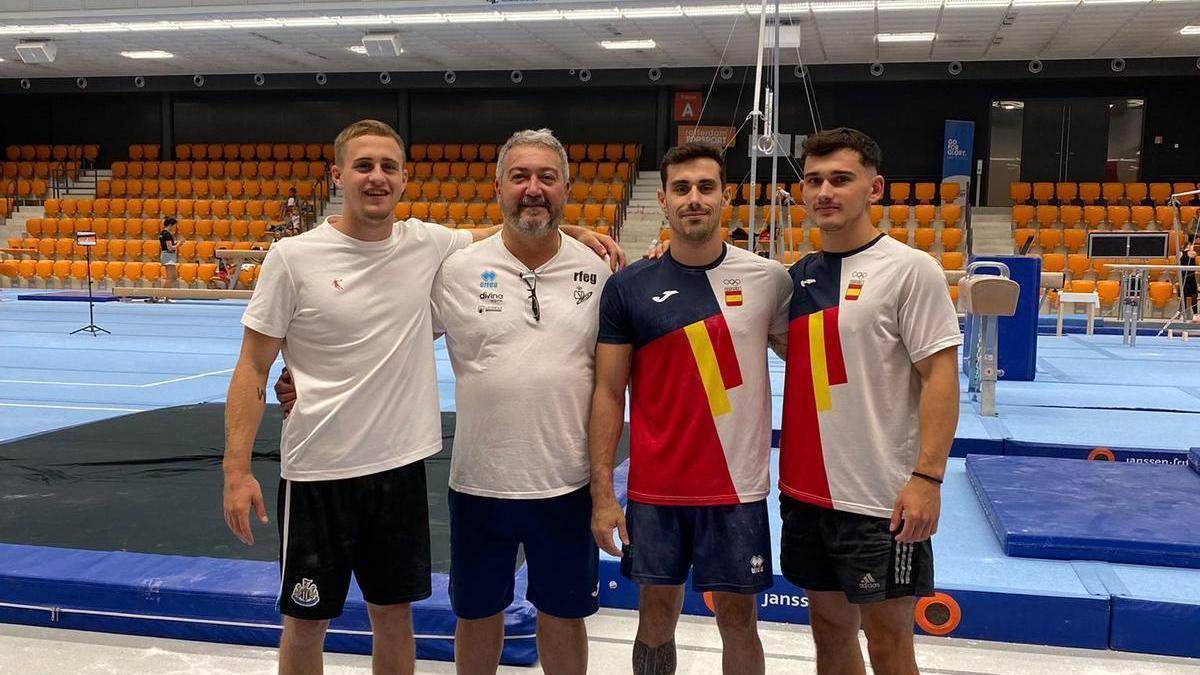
[912,470,943,485]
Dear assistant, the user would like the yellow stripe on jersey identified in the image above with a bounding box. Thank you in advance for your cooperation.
[684,320,732,418]
[808,312,833,412]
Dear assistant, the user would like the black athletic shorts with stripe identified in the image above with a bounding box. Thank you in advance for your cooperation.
[779,495,933,604]
[276,461,432,620]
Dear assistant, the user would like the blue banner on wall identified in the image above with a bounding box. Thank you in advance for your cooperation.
[942,120,974,204]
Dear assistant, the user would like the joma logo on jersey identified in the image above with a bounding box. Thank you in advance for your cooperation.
[574,270,597,285]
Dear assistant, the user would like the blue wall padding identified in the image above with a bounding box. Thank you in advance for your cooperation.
[966,455,1200,569]
[0,544,537,665]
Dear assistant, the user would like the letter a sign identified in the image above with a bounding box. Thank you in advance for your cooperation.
[674,92,703,122]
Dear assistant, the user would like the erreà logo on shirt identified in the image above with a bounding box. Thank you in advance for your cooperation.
[480,270,498,289]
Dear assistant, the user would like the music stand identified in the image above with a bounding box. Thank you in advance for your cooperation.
[70,230,109,336]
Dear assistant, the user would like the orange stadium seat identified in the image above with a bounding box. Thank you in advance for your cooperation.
[889,183,910,204]
[1125,183,1148,204]
[1067,254,1090,279]
[1078,183,1101,205]
[1056,183,1077,204]
[869,205,886,227]
[1032,182,1054,204]
[1059,205,1082,228]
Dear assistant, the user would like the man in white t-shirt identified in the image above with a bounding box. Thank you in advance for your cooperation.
[778,128,961,675]
[430,129,611,675]
[223,120,621,675]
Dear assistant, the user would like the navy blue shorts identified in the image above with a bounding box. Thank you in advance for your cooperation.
[620,499,773,594]
[448,485,599,620]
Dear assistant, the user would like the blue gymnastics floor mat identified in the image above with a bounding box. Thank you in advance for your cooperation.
[966,454,1200,569]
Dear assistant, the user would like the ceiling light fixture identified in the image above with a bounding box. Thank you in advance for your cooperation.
[876,32,937,42]
[121,50,174,59]
[444,12,506,23]
[878,0,943,10]
[684,4,747,16]
[622,6,685,18]
[601,39,658,50]
[563,8,623,20]
[1181,25,1200,34]
[504,10,564,22]
[385,14,446,24]
[811,1,875,12]
[348,46,368,54]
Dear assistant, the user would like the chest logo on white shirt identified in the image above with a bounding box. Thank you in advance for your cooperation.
[652,290,679,303]
[332,278,344,291]
[846,271,868,301]
[480,270,498,289]
[574,286,594,305]
[573,270,598,285]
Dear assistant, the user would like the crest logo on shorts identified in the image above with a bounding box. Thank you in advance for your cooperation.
[291,578,320,607]
[750,555,764,575]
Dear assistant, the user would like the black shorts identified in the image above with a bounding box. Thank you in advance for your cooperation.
[277,461,433,620]
[779,495,933,604]
[620,499,773,594]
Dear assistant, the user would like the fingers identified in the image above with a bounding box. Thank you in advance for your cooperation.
[617,513,629,546]
[593,523,622,558]
[889,501,902,534]
[253,490,269,525]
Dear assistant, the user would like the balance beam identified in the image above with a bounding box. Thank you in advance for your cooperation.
[113,287,253,300]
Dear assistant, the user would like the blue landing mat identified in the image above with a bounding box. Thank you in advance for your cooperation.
[16,290,120,302]
[967,455,1200,569]
[0,544,538,665]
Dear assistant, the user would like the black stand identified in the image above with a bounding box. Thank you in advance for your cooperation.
[71,247,109,336]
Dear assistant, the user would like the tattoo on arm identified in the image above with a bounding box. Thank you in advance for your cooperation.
[256,387,265,402]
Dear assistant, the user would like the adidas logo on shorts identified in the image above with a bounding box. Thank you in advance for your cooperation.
[858,573,882,591]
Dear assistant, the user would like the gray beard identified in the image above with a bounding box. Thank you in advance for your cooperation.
[507,210,562,236]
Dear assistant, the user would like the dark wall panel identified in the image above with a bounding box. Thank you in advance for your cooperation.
[410,88,659,154]
[172,92,399,145]
[0,94,160,166]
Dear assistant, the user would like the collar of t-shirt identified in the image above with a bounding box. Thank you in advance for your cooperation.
[819,232,886,259]
[665,241,728,272]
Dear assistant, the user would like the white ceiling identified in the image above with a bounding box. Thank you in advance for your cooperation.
[0,1,1197,78]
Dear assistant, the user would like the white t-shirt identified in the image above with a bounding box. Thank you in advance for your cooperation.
[242,216,471,481]
[779,234,962,517]
[430,234,612,499]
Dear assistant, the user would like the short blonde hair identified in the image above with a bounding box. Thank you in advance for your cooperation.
[333,119,406,166]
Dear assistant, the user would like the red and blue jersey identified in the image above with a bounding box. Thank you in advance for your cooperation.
[598,244,792,506]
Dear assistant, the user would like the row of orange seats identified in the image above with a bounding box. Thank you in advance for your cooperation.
[95,178,326,201]
[717,204,963,228]
[737,181,963,207]
[0,178,50,199]
[2,161,84,180]
[1014,228,1189,255]
[3,259,257,289]
[1011,181,1199,206]
[1052,279,1177,312]
[5,145,98,162]
[8,237,271,262]
[406,161,633,184]
[111,160,326,180]
[1042,252,1180,281]
[1013,204,1199,230]
[392,201,620,228]
[42,198,295,220]
[406,143,639,164]
[171,143,332,162]
[391,180,625,205]
[23,217,278,241]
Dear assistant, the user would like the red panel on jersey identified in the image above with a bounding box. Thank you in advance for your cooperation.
[627,327,740,505]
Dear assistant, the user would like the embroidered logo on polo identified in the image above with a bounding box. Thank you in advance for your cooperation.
[480,270,498,289]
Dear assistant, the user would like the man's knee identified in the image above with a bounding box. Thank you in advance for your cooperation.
[711,593,757,636]
[639,586,683,622]
[367,602,412,632]
[283,615,330,641]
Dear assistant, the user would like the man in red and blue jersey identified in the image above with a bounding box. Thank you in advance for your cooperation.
[589,144,791,675]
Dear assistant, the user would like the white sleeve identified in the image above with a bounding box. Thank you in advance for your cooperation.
[898,253,963,363]
[429,263,449,336]
[769,264,793,337]
[240,248,296,338]
[423,221,472,263]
